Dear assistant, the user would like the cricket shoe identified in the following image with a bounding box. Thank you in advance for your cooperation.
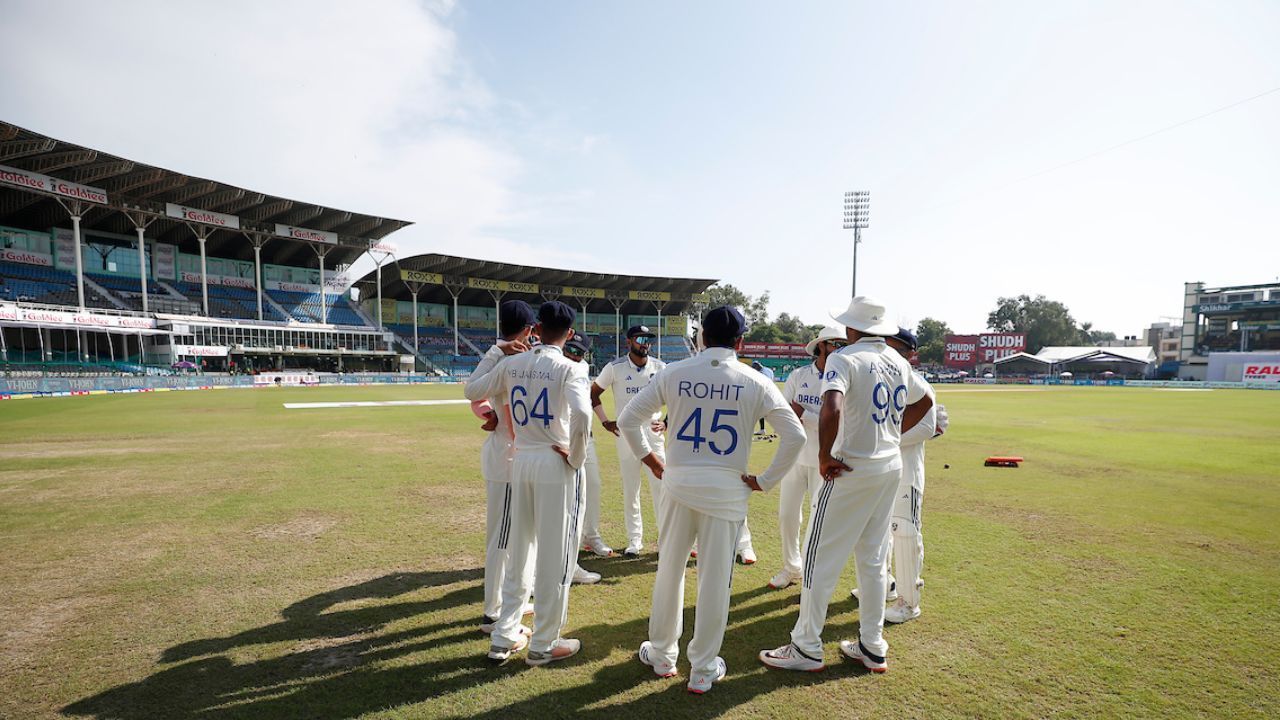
[850,579,897,603]
[839,639,887,673]
[884,598,920,624]
[767,569,799,589]
[572,565,601,585]
[758,643,824,672]
[737,547,757,565]
[687,657,727,694]
[637,640,677,678]
[622,540,644,558]
[479,615,497,634]
[486,625,531,663]
[526,638,581,666]
[582,538,614,557]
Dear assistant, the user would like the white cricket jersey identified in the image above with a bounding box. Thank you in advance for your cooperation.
[594,354,666,420]
[465,345,515,460]
[898,372,938,492]
[464,344,591,471]
[781,362,824,467]
[618,347,805,521]
[820,337,927,478]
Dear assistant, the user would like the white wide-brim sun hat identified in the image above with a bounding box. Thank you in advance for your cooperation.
[804,324,848,356]
[829,296,898,336]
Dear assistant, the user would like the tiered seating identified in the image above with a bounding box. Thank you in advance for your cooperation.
[655,335,692,362]
[172,281,289,321]
[85,272,181,313]
[266,289,368,326]
[0,261,115,308]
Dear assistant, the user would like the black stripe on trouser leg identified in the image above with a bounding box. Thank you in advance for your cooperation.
[498,483,513,549]
[561,469,583,585]
[803,480,835,589]
[911,487,920,529]
[728,520,743,590]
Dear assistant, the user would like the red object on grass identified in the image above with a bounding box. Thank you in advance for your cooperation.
[984,456,1024,467]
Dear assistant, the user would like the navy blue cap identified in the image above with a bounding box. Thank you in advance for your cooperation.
[537,300,577,331]
[626,325,656,339]
[892,326,919,350]
[565,331,592,354]
[702,305,748,341]
[498,300,536,337]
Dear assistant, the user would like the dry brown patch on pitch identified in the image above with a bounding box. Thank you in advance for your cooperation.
[250,514,339,541]
[0,594,101,674]
[294,632,375,672]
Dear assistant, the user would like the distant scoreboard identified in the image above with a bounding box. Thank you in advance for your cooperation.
[944,333,1026,368]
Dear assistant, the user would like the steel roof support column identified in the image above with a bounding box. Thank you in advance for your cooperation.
[402,279,427,366]
[651,300,668,360]
[487,290,506,340]
[185,224,215,317]
[443,281,466,357]
[310,243,333,325]
[365,248,395,330]
[608,295,626,358]
[124,209,157,314]
[243,232,271,322]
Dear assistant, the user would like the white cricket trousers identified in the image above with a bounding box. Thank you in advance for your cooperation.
[480,438,532,620]
[492,449,585,654]
[791,467,901,659]
[649,490,743,676]
[778,463,823,575]
[887,484,924,608]
[615,431,666,544]
[581,438,604,546]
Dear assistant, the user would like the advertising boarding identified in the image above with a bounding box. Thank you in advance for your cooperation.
[945,333,1026,368]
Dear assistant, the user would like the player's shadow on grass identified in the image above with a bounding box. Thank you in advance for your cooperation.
[63,561,865,719]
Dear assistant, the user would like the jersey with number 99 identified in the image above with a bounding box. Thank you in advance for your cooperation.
[821,337,925,478]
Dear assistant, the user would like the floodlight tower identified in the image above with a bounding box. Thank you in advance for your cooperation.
[843,190,871,297]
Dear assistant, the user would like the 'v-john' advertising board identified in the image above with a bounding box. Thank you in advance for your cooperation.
[944,333,1026,368]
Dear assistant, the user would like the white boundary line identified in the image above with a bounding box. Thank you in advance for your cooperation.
[283,399,472,409]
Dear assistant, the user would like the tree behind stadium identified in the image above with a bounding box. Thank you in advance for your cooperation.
[987,294,1090,353]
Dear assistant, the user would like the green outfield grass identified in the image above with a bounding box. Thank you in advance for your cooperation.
[1,384,1277,719]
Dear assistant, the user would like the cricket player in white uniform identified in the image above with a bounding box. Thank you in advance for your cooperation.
[760,297,933,674]
[768,325,847,589]
[622,306,805,694]
[564,331,607,580]
[880,327,946,623]
[592,325,667,557]
[466,301,592,665]
[464,300,537,634]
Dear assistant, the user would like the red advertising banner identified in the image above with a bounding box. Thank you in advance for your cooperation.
[945,333,1027,367]
[944,335,978,368]
[978,333,1027,363]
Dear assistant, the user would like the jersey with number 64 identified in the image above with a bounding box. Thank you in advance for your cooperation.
[619,347,804,521]
[463,345,591,471]
[821,337,926,479]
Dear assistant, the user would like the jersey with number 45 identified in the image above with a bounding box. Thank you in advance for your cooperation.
[464,345,591,471]
[619,347,804,520]
[821,337,926,478]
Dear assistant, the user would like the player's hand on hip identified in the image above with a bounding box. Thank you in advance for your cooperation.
[602,420,620,436]
[480,411,498,432]
[741,474,763,492]
[552,445,572,466]
[650,420,667,434]
[641,452,665,480]
[819,454,851,482]
[934,404,949,436]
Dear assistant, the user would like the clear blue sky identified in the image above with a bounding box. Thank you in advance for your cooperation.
[3,1,1278,337]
